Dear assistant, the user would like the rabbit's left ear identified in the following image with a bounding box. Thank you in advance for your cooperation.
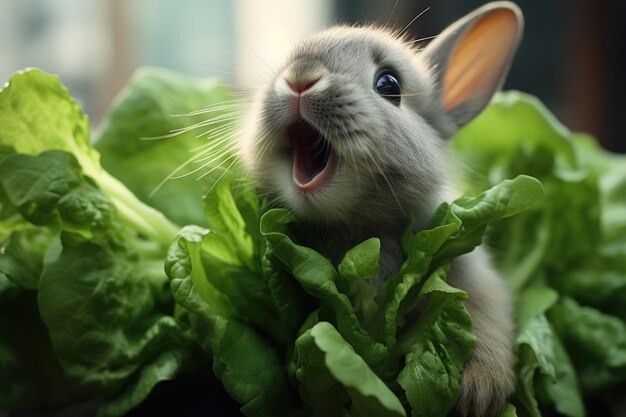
[423,1,523,129]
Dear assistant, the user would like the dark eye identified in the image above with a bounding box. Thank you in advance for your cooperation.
[374,72,401,105]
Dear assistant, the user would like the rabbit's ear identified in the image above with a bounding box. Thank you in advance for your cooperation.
[422,2,523,129]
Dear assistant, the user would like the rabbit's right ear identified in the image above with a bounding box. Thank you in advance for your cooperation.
[422,2,523,131]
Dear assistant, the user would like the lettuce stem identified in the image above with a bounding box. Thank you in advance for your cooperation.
[95,169,179,246]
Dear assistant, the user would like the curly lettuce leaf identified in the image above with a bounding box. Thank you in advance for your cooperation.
[257,176,541,416]
[165,225,291,417]
[377,224,457,354]
[0,69,195,415]
[396,269,475,417]
[295,321,406,417]
[260,208,388,370]
[0,151,118,239]
[514,288,583,417]
[548,296,626,393]
[0,227,53,291]
[0,150,192,413]
[0,68,177,246]
[430,175,544,266]
[38,237,188,391]
[377,175,542,357]
[166,181,302,346]
[202,180,262,271]
[262,249,309,344]
[337,238,380,325]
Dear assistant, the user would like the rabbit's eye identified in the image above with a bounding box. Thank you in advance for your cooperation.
[374,72,401,105]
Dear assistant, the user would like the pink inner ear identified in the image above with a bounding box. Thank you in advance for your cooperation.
[443,9,520,113]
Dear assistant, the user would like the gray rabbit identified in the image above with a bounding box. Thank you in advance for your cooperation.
[238,2,523,415]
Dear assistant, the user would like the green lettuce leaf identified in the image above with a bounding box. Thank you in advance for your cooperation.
[0,68,178,246]
[514,287,584,417]
[430,175,544,265]
[37,236,187,390]
[451,91,577,189]
[295,321,406,417]
[166,180,303,346]
[452,91,626,415]
[378,225,457,351]
[260,208,388,370]
[396,270,475,417]
[0,151,192,413]
[0,69,194,415]
[0,151,118,239]
[0,227,53,291]
[165,225,292,417]
[337,238,380,325]
[95,68,240,227]
[548,296,626,393]
[377,175,542,359]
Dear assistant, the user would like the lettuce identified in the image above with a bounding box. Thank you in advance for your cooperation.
[1,67,625,417]
[95,68,237,227]
[165,174,541,416]
[295,322,406,417]
[0,69,200,416]
[453,92,626,416]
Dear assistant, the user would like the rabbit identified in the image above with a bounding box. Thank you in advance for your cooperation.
[237,2,523,415]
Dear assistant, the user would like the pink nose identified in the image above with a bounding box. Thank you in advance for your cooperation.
[287,77,320,94]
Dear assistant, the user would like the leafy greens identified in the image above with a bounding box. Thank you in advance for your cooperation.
[1,68,625,417]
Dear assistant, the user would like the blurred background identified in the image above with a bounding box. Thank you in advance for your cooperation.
[0,0,624,152]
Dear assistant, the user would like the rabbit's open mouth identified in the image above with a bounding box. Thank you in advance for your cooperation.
[287,120,336,192]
